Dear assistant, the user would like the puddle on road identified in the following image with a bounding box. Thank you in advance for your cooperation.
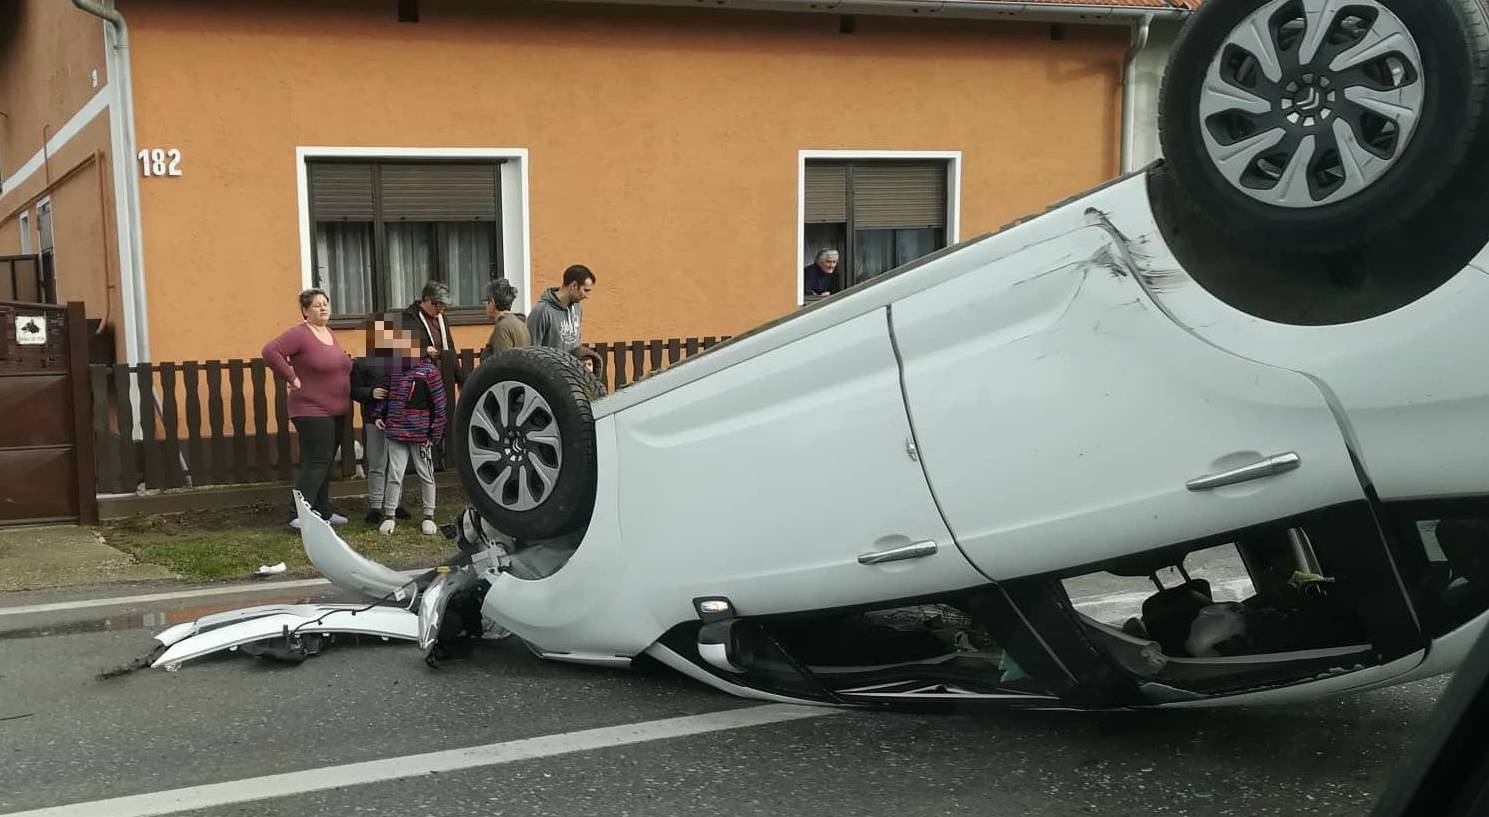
[0,596,318,641]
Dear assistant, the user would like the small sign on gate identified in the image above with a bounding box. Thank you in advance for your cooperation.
[15,315,46,345]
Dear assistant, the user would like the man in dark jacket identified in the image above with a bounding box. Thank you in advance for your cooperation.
[528,265,596,352]
[402,280,461,469]
[402,280,463,385]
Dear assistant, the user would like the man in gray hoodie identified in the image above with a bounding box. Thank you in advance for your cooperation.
[528,264,596,352]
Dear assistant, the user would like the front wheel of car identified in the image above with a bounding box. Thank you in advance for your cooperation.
[454,346,601,542]
[1159,0,1489,253]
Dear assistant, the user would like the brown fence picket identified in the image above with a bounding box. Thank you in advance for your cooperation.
[666,338,681,365]
[648,340,663,376]
[111,363,136,493]
[204,361,224,485]
[90,366,118,494]
[611,343,629,389]
[630,341,646,383]
[158,363,183,488]
[227,360,248,484]
[136,364,164,489]
[251,360,270,482]
[182,362,203,487]
[273,375,292,481]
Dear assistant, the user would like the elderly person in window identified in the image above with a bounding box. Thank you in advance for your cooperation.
[804,249,840,297]
[479,278,530,362]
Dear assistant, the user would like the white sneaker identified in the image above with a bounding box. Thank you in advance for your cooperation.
[378,519,395,536]
[328,513,349,526]
[420,519,438,536]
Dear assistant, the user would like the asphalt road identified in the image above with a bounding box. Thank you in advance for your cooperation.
[0,584,1452,817]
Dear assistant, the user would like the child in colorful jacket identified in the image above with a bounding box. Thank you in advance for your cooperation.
[371,325,449,535]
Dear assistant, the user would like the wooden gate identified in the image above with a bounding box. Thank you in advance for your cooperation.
[0,300,97,525]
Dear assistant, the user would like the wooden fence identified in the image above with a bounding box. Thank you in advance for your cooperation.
[90,336,728,494]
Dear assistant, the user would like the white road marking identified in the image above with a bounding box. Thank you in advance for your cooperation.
[0,580,335,618]
[1,705,842,817]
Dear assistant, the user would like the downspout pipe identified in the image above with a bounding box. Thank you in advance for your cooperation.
[1121,14,1155,173]
[71,0,149,366]
[535,0,1188,23]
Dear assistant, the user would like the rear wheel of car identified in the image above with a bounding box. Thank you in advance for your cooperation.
[1159,0,1489,253]
[454,346,601,541]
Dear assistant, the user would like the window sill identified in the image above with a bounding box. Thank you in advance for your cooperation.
[329,309,492,331]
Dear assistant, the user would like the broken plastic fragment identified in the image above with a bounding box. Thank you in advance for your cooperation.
[254,562,287,577]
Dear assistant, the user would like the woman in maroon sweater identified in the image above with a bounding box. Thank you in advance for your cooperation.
[262,288,353,528]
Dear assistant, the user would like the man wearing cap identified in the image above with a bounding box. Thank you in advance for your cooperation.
[403,281,461,471]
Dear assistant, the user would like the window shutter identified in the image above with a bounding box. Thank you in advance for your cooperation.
[804,163,848,224]
[851,162,947,230]
[380,164,500,221]
[308,164,375,220]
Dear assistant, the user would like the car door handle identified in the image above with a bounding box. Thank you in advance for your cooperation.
[1186,452,1301,491]
[858,541,939,565]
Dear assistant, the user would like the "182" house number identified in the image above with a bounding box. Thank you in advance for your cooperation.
[137,148,183,177]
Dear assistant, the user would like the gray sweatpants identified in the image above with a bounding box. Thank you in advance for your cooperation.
[364,424,389,510]
[384,439,436,519]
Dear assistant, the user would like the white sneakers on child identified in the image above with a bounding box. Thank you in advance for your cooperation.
[374,518,435,535]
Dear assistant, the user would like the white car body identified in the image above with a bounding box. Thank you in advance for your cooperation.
[302,168,1489,709]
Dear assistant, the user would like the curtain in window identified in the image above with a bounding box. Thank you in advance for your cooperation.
[854,229,896,282]
[894,228,939,267]
[442,223,494,306]
[315,222,373,315]
[386,223,434,309]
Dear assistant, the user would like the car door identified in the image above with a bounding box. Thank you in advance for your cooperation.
[611,308,988,615]
[889,225,1370,581]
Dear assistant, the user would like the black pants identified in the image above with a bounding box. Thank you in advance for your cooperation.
[292,415,346,519]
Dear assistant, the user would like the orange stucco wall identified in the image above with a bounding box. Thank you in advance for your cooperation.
[0,0,108,180]
[0,113,121,340]
[123,0,1128,363]
[0,0,120,353]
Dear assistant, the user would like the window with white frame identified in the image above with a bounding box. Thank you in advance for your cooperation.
[802,159,950,297]
[307,160,504,317]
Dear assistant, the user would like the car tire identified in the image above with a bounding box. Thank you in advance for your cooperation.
[1158,0,1489,253]
[454,346,601,541]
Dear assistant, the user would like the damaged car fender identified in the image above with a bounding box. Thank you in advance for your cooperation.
[297,491,420,606]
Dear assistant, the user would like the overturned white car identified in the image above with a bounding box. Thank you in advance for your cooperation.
[300,0,1489,709]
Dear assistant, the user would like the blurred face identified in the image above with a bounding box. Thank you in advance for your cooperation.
[368,319,402,353]
[482,296,498,320]
[565,278,595,304]
[393,328,420,359]
[420,298,447,318]
[302,294,331,325]
[817,255,839,275]
[582,357,595,373]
